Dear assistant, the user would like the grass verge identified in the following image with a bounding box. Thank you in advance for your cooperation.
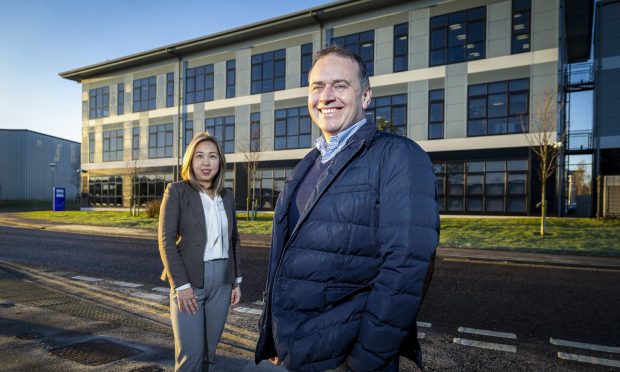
[8,211,620,256]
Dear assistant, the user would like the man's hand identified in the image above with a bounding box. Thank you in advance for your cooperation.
[177,287,198,314]
[231,285,241,305]
[269,357,282,365]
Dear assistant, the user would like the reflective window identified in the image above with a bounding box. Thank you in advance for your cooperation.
[430,6,486,66]
[332,30,375,75]
[467,78,529,136]
[166,72,174,107]
[132,174,174,206]
[274,107,312,150]
[103,129,124,162]
[366,94,407,137]
[89,176,123,207]
[89,86,109,119]
[133,76,156,112]
[148,123,173,158]
[226,59,236,98]
[89,131,95,163]
[434,159,528,214]
[132,127,139,160]
[250,112,261,152]
[186,64,214,104]
[117,83,124,115]
[206,115,235,154]
[393,23,408,72]
[183,120,193,155]
[253,169,293,210]
[428,89,444,139]
[251,49,286,94]
[300,43,313,87]
[512,0,531,54]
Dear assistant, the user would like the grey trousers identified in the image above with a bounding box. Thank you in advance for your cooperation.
[170,259,232,372]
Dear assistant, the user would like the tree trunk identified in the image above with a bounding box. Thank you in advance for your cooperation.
[540,183,546,236]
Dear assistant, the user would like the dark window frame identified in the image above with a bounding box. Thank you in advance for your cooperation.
[148,123,174,159]
[205,115,235,154]
[132,127,139,160]
[250,112,261,152]
[183,120,193,155]
[88,132,95,163]
[166,72,174,107]
[428,89,445,140]
[365,94,407,137]
[133,76,157,112]
[251,49,286,94]
[332,30,375,76]
[300,43,313,87]
[429,6,486,67]
[394,23,409,72]
[89,86,109,119]
[102,129,124,162]
[467,78,530,137]
[511,0,531,54]
[274,107,312,150]
[89,176,123,207]
[226,59,236,98]
[117,83,124,115]
[185,64,214,104]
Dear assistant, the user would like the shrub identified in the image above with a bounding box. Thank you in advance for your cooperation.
[145,199,162,218]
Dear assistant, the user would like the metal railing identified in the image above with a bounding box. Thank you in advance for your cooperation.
[567,130,592,151]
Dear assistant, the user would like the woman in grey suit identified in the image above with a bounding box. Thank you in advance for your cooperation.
[158,132,242,371]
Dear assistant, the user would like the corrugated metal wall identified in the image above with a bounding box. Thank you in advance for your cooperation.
[0,130,80,201]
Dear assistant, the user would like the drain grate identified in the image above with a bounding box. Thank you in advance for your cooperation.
[50,338,142,366]
[130,366,164,372]
[16,332,42,340]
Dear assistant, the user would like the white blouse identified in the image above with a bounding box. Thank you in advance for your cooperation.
[199,191,229,261]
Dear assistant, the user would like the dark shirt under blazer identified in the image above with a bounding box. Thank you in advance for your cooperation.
[158,181,241,289]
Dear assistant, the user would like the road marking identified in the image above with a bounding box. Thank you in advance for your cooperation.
[558,352,620,368]
[233,306,262,315]
[417,321,432,328]
[130,292,167,301]
[109,280,143,288]
[550,338,620,353]
[418,332,425,339]
[458,327,517,340]
[71,275,101,282]
[253,300,264,306]
[151,287,171,293]
[453,338,517,353]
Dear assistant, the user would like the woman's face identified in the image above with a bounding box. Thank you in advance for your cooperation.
[192,140,220,186]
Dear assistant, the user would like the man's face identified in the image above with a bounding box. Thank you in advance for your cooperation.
[308,54,372,141]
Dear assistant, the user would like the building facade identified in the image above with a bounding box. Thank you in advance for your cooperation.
[60,0,597,215]
[0,129,81,203]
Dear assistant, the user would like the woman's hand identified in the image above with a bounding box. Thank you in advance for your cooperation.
[230,285,241,305]
[177,287,198,314]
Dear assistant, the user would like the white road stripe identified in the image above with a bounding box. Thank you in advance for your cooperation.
[233,307,263,315]
[550,338,620,354]
[453,338,517,353]
[558,352,620,368]
[458,327,517,340]
[71,275,101,282]
[253,300,265,306]
[151,287,171,293]
[130,292,167,301]
[418,332,426,339]
[109,280,143,288]
[417,321,432,328]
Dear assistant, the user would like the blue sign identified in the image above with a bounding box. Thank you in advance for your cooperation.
[53,187,65,211]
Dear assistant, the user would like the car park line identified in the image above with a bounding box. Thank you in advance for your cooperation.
[550,337,620,353]
[458,327,517,340]
[558,352,620,368]
[453,337,517,353]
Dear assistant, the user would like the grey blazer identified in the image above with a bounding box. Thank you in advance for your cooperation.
[158,181,241,289]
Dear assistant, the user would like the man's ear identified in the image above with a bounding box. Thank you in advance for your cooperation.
[362,88,372,110]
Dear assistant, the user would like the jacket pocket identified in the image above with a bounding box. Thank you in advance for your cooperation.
[326,283,372,305]
[328,183,370,194]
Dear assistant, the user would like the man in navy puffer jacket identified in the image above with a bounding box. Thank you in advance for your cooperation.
[255,46,439,372]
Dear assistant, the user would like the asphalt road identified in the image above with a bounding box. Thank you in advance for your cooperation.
[1,225,619,371]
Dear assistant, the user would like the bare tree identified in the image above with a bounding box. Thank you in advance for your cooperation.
[124,159,143,217]
[522,88,565,236]
[238,141,262,220]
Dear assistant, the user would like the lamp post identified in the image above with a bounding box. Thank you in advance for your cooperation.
[49,163,56,210]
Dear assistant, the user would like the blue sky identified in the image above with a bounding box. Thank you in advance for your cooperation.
[0,0,334,143]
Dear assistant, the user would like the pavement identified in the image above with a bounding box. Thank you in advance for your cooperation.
[1,212,619,371]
